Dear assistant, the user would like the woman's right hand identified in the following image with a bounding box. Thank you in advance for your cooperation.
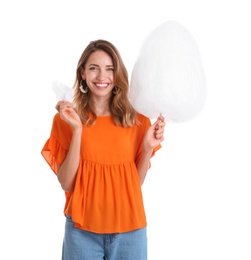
[55,100,82,130]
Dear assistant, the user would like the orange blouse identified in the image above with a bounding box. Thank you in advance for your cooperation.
[41,112,161,234]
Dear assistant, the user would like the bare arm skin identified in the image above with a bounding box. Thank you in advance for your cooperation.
[136,115,165,185]
[56,101,82,192]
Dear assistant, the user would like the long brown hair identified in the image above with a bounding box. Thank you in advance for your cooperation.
[72,39,137,127]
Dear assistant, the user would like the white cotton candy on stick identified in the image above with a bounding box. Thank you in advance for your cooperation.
[129,20,207,122]
[51,80,73,102]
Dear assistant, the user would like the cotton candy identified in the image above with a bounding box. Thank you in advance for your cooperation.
[52,80,73,102]
[129,20,207,122]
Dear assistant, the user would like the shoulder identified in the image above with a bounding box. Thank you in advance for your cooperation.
[136,112,151,125]
[53,112,60,121]
[52,112,63,126]
[52,112,72,132]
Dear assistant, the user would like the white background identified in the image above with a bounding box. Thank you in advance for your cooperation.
[1,0,250,259]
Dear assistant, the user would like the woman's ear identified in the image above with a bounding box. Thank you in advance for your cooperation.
[80,67,86,79]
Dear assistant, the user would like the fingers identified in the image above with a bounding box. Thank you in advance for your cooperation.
[154,116,165,131]
[155,131,165,141]
[55,100,64,111]
[154,115,166,140]
[55,100,72,112]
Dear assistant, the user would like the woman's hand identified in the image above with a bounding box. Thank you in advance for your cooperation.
[55,100,82,131]
[143,114,166,151]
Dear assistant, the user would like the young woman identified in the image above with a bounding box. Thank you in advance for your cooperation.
[41,39,165,260]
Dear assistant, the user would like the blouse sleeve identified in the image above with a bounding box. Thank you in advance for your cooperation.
[41,113,72,174]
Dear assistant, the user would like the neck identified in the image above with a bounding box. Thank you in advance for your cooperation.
[92,97,111,116]
[95,108,111,116]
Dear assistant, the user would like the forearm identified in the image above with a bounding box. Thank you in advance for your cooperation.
[136,148,153,185]
[57,129,82,192]
[137,115,165,185]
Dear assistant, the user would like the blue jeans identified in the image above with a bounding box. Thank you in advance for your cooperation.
[62,215,147,260]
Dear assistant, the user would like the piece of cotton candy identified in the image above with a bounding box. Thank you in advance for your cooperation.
[52,80,73,102]
[129,20,207,122]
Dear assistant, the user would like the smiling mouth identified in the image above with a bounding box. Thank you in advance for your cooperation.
[95,83,109,89]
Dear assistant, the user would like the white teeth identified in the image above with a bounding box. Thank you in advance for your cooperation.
[96,84,108,88]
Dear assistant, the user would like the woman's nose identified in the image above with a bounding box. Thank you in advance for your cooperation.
[96,69,106,79]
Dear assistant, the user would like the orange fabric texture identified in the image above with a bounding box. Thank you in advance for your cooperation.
[41,112,161,234]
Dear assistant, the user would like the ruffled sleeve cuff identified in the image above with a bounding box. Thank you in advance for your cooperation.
[41,135,68,175]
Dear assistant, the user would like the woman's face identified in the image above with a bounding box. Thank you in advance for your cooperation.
[81,50,115,99]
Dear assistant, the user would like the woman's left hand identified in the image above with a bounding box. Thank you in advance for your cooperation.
[143,114,166,150]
